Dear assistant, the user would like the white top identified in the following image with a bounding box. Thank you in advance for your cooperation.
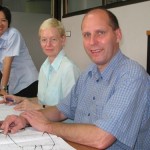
[0,27,38,94]
[38,50,80,105]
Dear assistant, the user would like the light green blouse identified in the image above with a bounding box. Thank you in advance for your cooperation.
[37,50,80,106]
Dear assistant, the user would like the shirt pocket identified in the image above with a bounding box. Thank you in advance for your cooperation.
[93,105,104,121]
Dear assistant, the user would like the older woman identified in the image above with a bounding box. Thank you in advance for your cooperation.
[3,18,80,111]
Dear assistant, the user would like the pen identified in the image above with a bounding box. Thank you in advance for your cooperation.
[6,98,14,103]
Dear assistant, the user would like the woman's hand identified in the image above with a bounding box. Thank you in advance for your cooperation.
[14,99,43,111]
[0,95,23,105]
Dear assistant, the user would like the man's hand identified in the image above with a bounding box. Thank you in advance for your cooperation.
[21,110,51,133]
[1,115,27,134]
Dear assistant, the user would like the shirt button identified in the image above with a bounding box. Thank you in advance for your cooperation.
[93,96,95,100]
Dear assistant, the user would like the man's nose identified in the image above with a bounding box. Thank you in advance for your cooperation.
[89,35,98,45]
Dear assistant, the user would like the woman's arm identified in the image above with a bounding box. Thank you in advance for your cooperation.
[0,56,13,95]
[40,106,67,121]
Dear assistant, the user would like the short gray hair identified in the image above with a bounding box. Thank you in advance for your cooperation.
[39,18,65,36]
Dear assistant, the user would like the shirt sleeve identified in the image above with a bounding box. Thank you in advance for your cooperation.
[94,67,149,148]
[4,28,23,57]
[61,62,80,98]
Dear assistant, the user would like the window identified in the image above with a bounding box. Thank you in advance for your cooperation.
[2,0,52,14]
[64,0,102,14]
[1,0,61,20]
[63,0,149,18]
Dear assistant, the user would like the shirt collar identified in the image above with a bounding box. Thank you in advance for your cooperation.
[87,50,124,81]
[51,50,65,71]
[0,29,9,50]
[102,50,124,81]
[44,49,65,71]
[0,28,9,41]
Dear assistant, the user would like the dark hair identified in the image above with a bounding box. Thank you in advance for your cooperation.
[0,5,11,27]
[105,9,119,30]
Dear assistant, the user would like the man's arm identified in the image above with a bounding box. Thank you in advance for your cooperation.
[48,122,116,149]
[1,106,64,134]
[22,107,116,149]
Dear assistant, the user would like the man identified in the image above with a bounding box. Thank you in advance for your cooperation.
[1,8,150,149]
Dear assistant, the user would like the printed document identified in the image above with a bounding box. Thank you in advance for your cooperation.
[0,104,76,150]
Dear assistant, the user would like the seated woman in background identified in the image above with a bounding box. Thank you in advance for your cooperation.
[2,18,80,111]
[0,5,38,97]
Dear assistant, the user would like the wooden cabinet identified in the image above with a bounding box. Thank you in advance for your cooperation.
[147,31,150,75]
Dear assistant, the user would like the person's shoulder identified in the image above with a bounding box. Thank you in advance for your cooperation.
[8,27,19,32]
[61,56,80,70]
[120,57,148,78]
[8,27,21,36]
[40,58,49,69]
[62,56,74,65]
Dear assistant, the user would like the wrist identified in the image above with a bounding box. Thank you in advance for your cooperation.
[1,85,7,91]
[20,115,29,127]
[39,104,46,110]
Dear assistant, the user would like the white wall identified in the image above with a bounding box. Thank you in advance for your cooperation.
[10,1,150,72]
[11,12,49,70]
[62,1,150,71]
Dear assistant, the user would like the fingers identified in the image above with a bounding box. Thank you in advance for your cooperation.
[21,110,50,132]
[14,103,24,111]
[9,121,24,134]
[1,115,27,134]
[1,115,17,134]
[14,100,30,111]
[0,99,5,104]
[3,95,16,105]
[21,111,42,123]
[14,100,40,111]
[0,96,7,104]
[0,120,3,129]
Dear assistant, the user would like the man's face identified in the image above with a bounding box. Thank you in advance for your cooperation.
[81,10,121,71]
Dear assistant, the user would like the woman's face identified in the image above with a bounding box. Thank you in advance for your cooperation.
[0,11,8,36]
[40,27,66,63]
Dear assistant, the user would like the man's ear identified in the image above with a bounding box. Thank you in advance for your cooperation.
[116,28,122,43]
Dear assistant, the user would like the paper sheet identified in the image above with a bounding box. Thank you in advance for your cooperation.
[0,104,21,120]
[0,104,76,150]
[0,127,76,150]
